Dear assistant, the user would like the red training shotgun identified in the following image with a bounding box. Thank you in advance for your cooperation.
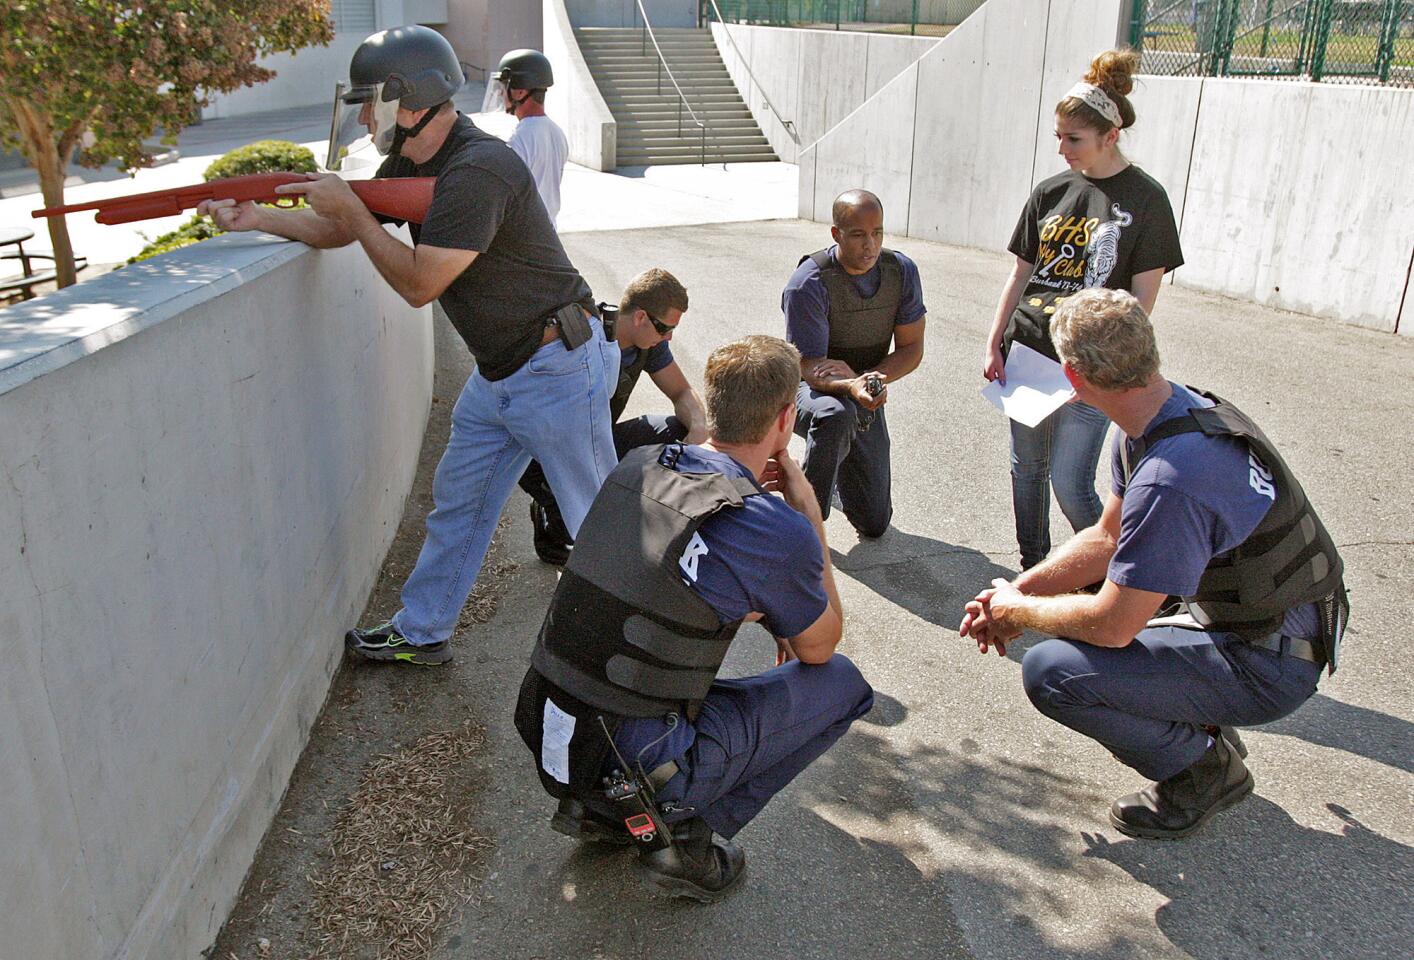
[32,173,436,225]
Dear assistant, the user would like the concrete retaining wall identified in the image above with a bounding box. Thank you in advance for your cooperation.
[796,0,1413,334]
[546,0,619,170]
[567,0,697,28]
[710,22,939,162]
[0,232,433,958]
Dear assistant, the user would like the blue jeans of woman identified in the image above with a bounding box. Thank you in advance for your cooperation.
[1009,399,1111,569]
[392,324,620,645]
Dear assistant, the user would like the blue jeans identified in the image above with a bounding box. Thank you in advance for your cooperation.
[392,325,620,645]
[1022,627,1322,781]
[518,413,687,520]
[638,656,874,838]
[794,382,893,538]
[1009,399,1111,568]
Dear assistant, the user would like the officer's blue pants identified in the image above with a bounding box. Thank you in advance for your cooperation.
[650,655,875,838]
[794,382,892,538]
[1021,627,1322,781]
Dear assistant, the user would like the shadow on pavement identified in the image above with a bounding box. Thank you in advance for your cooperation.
[1257,692,1414,775]
[1081,800,1413,959]
[802,723,1413,959]
[833,526,1016,632]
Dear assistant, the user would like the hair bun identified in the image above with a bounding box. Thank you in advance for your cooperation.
[1084,48,1140,98]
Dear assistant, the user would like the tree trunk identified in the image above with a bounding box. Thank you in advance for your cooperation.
[6,98,77,288]
[35,152,77,289]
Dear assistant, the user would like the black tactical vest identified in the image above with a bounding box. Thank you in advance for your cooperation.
[1121,390,1345,639]
[801,248,902,373]
[530,445,761,718]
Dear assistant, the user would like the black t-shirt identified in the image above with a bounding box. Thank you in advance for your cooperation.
[377,115,593,380]
[1006,164,1183,360]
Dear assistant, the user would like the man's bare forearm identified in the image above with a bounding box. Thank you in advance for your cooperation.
[673,390,708,443]
[871,340,923,383]
[346,207,431,306]
[253,206,356,248]
[1014,524,1115,596]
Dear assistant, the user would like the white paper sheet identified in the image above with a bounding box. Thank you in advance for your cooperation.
[980,343,1075,428]
[541,698,576,785]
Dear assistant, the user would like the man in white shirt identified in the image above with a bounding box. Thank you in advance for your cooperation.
[495,49,569,226]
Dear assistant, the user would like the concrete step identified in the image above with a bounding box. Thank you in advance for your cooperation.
[617,132,771,148]
[598,79,738,92]
[618,117,762,131]
[616,150,779,166]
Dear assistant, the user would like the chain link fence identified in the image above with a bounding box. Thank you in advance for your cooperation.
[707,0,985,36]
[1129,0,1414,85]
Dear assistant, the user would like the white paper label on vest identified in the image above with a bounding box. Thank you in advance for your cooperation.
[541,698,576,785]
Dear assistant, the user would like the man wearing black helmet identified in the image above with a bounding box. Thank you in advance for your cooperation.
[200,26,619,667]
[493,48,569,226]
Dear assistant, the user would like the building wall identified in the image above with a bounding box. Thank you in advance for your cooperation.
[545,0,619,170]
[0,231,433,959]
[711,23,940,163]
[566,0,698,28]
[792,0,1412,334]
[443,0,543,78]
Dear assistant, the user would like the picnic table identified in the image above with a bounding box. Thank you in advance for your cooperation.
[0,226,85,301]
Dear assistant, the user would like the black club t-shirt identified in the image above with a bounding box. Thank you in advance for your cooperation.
[377,115,593,380]
[1005,164,1183,360]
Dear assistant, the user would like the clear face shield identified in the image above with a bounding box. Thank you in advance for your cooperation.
[482,77,515,114]
[326,81,400,171]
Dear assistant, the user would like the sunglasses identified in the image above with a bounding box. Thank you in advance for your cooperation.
[644,310,678,336]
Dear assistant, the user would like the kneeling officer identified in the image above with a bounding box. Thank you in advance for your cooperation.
[515,335,874,901]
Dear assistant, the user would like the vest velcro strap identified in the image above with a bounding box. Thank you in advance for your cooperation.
[532,647,673,718]
[623,614,734,669]
[606,656,715,702]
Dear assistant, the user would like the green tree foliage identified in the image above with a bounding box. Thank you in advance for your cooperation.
[128,139,316,264]
[0,1,333,287]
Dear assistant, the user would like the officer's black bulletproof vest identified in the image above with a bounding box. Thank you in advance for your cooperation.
[1122,390,1344,638]
[531,445,762,718]
[801,248,902,373]
[612,341,650,423]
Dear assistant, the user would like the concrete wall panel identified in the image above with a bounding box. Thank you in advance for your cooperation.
[1028,0,1127,185]
[866,33,941,99]
[1120,75,1203,240]
[796,30,872,151]
[1179,80,1414,332]
[798,142,818,220]
[907,0,1049,249]
[812,62,920,235]
[712,23,935,163]
[0,233,432,959]
[545,0,617,170]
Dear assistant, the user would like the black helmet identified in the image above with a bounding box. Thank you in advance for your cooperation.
[495,49,554,91]
[347,25,463,110]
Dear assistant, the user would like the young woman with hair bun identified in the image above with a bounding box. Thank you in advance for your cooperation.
[983,48,1185,570]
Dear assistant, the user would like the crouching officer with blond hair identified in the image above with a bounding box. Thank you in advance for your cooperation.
[515,335,874,901]
[960,289,1347,840]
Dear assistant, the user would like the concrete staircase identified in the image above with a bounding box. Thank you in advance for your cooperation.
[575,27,777,167]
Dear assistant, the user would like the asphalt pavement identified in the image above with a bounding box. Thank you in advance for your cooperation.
[432,219,1413,960]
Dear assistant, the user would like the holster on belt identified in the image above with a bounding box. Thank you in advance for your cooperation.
[550,302,592,351]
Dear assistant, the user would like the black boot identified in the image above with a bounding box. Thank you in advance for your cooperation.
[1110,734,1254,840]
[549,796,632,846]
[635,817,746,902]
[530,501,572,566]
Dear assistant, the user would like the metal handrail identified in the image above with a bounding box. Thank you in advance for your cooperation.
[633,0,710,164]
[703,0,799,142]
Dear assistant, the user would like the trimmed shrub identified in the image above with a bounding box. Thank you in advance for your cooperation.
[202,139,317,181]
[128,139,315,263]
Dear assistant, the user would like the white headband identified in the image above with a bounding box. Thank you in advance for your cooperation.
[1065,81,1123,129]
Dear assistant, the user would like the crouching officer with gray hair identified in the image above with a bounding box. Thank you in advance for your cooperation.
[959,289,1347,840]
[515,335,874,901]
